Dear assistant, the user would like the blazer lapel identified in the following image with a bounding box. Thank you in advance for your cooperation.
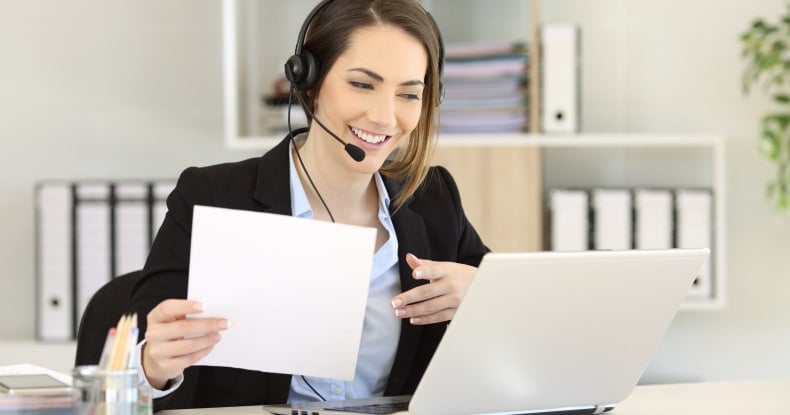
[383,178,433,395]
[253,134,298,216]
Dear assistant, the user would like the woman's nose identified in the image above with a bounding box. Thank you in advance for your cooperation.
[367,94,397,128]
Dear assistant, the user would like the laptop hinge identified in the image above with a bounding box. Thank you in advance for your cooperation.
[592,405,608,414]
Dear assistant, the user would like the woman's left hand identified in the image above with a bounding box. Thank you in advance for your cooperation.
[390,253,476,325]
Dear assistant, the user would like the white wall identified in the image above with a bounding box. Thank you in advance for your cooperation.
[0,0,788,384]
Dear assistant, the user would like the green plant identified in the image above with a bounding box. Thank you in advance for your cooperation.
[740,5,790,211]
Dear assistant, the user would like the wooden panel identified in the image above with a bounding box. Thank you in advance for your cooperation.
[432,145,543,252]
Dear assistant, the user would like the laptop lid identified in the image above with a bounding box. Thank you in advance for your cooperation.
[264,248,708,415]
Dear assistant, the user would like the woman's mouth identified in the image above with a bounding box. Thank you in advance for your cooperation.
[350,126,389,144]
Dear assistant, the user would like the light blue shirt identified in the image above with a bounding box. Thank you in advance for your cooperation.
[287,139,401,402]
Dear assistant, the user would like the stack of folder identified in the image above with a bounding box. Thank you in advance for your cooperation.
[35,180,175,341]
[548,187,714,299]
[438,41,529,133]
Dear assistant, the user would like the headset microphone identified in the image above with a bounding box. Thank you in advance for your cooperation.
[296,93,367,162]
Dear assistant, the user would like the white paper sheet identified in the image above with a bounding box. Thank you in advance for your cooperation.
[187,205,376,380]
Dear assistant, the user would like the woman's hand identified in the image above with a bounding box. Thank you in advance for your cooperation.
[390,253,476,325]
[142,299,229,390]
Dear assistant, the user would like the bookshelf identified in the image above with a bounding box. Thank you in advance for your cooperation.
[219,1,726,310]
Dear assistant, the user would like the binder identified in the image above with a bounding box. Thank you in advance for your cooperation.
[35,184,74,341]
[591,188,632,250]
[114,183,149,277]
[675,189,713,299]
[35,179,177,340]
[151,181,176,242]
[74,183,112,337]
[549,189,589,251]
[541,23,580,133]
[634,189,673,250]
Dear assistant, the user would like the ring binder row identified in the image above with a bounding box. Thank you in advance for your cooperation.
[35,180,176,341]
[547,187,715,300]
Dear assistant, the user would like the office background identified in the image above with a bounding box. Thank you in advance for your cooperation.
[1,0,788,383]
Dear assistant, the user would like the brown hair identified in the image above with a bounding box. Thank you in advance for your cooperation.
[300,0,442,210]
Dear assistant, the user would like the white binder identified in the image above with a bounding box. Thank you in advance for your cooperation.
[541,23,580,133]
[634,189,673,250]
[74,183,112,332]
[114,183,149,277]
[35,179,176,339]
[591,188,632,250]
[675,189,713,299]
[36,184,74,341]
[549,189,589,251]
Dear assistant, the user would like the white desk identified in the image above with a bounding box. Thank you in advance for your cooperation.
[160,378,790,415]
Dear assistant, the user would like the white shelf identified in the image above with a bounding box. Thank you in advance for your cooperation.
[537,134,726,311]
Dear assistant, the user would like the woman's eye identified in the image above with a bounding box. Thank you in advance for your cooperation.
[349,81,373,90]
[400,93,421,101]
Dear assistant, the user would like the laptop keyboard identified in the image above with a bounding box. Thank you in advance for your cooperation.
[323,401,409,414]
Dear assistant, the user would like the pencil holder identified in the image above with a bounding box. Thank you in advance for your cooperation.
[72,365,152,415]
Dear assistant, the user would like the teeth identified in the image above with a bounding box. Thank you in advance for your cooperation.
[351,126,387,144]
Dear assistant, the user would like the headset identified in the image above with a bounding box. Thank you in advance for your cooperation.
[284,0,445,102]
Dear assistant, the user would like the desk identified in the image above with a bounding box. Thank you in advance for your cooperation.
[160,378,790,415]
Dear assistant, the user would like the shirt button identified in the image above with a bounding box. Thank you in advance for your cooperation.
[333,386,343,395]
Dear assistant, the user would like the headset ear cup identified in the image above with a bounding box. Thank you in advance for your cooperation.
[295,50,318,91]
[284,54,303,85]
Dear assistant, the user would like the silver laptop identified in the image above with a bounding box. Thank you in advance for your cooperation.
[264,248,709,415]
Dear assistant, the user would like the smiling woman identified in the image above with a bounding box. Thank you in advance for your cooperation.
[124,0,490,412]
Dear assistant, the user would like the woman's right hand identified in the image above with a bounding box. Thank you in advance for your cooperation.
[141,299,229,390]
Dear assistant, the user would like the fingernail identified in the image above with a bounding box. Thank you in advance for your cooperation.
[394,309,405,317]
[193,302,204,311]
[410,317,421,324]
[218,319,230,329]
[414,270,423,279]
[391,299,402,308]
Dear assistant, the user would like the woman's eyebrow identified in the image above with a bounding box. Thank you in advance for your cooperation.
[348,67,425,87]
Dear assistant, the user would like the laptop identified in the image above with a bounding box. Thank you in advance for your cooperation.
[263,248,709,415]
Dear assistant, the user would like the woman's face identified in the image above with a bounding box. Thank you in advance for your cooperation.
[312,24,427,173]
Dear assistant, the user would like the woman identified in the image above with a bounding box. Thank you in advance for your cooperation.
[127,0,489,410]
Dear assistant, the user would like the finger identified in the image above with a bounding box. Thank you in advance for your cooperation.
[147,332,222,363]
[408,309,455,325]
[405,253,423,271]
[148,299,205,324]
[405,253,437,280]
[394,293,454,320]
[153,347,214,379]
[145,317,229,342]
[393,282,448,309]
[145,333,221,380]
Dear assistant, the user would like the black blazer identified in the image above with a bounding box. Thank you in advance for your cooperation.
[127,135,489,411]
